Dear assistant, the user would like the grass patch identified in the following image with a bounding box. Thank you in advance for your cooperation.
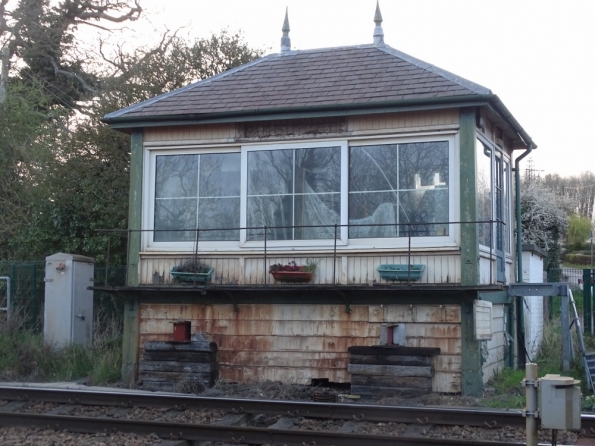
[0,308,122,385]
[482,319,595,409]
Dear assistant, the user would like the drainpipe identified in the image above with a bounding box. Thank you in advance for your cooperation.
[514,142,533,368]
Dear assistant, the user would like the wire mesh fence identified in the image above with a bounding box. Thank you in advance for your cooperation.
[0,261,126,333]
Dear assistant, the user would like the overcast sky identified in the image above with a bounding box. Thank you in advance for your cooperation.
[112,0,594,178]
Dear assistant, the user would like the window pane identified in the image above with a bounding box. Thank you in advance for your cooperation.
[295,147,341,193]
[199,153,241,197]
[248,150,293,196]
[476,139,493,246]
[154,198,196,241]
[198,197,240,241]
[399,142,448,190]
[155,155,197,198]
[247,195,293,241]
[348,192,398,238]
[399,190,449,236]
[349,145,399,192]
[154,153,240,242]
[294,193,341,239]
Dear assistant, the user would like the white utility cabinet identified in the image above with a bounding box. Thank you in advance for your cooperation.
[539,374,581,430]
[44,253,94,347]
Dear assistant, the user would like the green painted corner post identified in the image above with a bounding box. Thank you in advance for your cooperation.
[585,269,593,334]
[122,130,143,386]
[459,108,482,396]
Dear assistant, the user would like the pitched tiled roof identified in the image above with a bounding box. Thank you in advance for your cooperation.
[104,44,492,122]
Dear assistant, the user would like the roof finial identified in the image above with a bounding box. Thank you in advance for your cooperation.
[373,1,384,45]
[281,7,291,52]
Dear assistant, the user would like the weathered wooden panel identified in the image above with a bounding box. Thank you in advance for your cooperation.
[433,371,461,393]
[143,351,215,363]
[144,340,217,352]
[347,364,433,378]
[141,319,380,337]
[408,337,461,354]
[406,323,460,339]
[213,335,376,353]
[138,303,464,392]
[384,305,461,323]
[432,355,462,372]
[139,252,462,285]
[348,110,459,134]
[218,351,349,369]
[350,375,432,389]
[347,346,439,356]
[350,385,431,397]
[144,123,236,143]
[139,361,216,373]
[349,355,431,366]
[220,365,347,384]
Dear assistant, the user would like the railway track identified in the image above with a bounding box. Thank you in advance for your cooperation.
[0,384,588,445]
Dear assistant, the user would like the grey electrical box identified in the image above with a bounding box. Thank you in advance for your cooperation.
[44,253,94,347]
[539,374,581,430]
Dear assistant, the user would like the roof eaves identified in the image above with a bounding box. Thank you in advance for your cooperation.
[377,45,492,95]
[106,94,493,129]
[102,53,281,121]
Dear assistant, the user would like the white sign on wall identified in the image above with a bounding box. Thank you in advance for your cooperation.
[474,300,493,341]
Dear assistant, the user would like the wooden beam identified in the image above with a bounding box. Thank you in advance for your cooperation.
[122,130,143,383]
[459,108,479,286]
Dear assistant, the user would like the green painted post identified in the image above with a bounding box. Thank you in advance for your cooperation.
[122,130,143,383]
[459,108,482,396]
[459,108,479,286]
[585,269,593,334]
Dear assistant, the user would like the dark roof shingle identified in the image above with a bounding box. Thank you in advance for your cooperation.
[105,44,491,122]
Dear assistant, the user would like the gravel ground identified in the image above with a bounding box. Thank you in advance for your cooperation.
[0,381,582,445]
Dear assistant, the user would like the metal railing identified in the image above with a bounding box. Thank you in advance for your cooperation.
[97,219,506,287]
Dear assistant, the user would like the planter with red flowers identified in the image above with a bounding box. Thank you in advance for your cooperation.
[269,260,318,283]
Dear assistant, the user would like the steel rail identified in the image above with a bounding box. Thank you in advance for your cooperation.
[0,411,528,446]
[0,385,525,428]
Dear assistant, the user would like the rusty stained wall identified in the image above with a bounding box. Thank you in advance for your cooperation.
[139,252,461,285]
[138,303,462,393]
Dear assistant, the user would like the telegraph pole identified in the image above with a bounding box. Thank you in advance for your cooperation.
[0,47,9,104]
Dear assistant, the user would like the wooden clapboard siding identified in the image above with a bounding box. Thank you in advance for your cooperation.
[138,252,462,285]
[144,124,237,143]
[138,303,464,391]
[348,110,459,134]
[482,304,507,383]
[143,110,457,145]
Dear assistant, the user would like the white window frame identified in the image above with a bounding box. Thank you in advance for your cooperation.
[345,134,458,250]
[240,140,349,248]
[142,134,458,252]
[476,133,512,255]
[143,146,242,252]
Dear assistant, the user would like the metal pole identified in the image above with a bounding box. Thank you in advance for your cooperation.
[524,363,538,446]
[264,226,267,285]
[333,224,337,284]
[561,293,571,372]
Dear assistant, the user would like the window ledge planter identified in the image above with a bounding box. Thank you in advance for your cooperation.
[269,261,316,283]
[170,268,213,283]
[377,264,425,281]
[270,269,314,283]
[170,260,213,283]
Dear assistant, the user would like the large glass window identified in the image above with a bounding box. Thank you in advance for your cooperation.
[154,153,241,241]
[476,139,493,246]
[246,146,341,240]
[349,142,449,238]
